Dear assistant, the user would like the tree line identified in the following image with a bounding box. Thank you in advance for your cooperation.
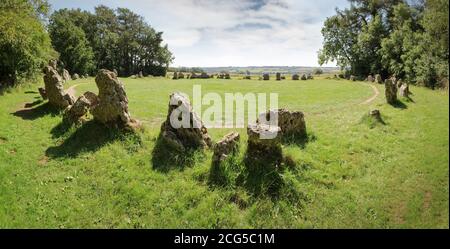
[0,0,173,88]
[319,0,449,89]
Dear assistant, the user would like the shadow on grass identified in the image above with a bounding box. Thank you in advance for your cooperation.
[151,134,203,173]
[46,120,141,158]
[390,99,408,109]
[281,133,316,148]
[24,99,43,108]
[24,91,39,94]
[11,102,60,120]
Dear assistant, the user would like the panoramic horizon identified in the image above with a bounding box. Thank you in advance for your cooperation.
[48,0,349,67]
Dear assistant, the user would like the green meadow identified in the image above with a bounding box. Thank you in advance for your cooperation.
[0,77,448,228]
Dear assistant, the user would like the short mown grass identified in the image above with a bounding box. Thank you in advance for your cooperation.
[0,76,448,228]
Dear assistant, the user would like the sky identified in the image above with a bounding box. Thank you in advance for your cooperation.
[48,0,350,67]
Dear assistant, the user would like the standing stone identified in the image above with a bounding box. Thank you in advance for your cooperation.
[38,87,47,100]
[212,132,240,165]
[190,72,198,79]
[307,74,314,80]
[160,92,212,150]
[375,74,382,84]
[350,75,356,81]
[138,71,143,78]
[178,72,185,79]
[84,73,89,78]
[399,83,410,98]
[263,73,270,80]
[292,74,299,80]
[72,73,80,80]
[62,69,71,82]
[91,69,139,129]
[385,78,398,104]
[369,109,382,122]
[246,124,283,169]
[113,69,118,77]
[367,75,374,82]
[276,72,281,81]
[173,72,178,80]
[301,74,307,80]
[258,109,306,139]
[243,75,251,80]
[396,79,403,89]
[43,60,75,109]
[63,92,98,125]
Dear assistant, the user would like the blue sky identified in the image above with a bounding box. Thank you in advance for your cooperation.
[48,0,349,67]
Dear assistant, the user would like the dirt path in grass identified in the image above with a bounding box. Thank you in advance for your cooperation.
[66,83,86,97]
[359,84,380,105]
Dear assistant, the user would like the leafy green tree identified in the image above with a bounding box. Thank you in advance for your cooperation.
[0,0,55,87]
[48,10,95,75]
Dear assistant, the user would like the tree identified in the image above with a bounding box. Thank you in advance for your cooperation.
[319,0,449,88]
[0,0,55,87]
[48,10,95,75]
[48,6,174,77]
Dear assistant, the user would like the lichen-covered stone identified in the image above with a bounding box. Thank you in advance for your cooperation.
[38,87,47,100]
[72,73,80,80]
[350,75,356,81]
[385,78,398,104]
[292,74,299,80]
[212,132,240,165]
[375,74,382,84]
[43,60,75,109]
[367,75,374,82]
[262,73,270,80]
[160,92,212,150]
[62,69,71,82]
[399,83,410,98]
[91,69,138,129]
[172,72,178,80]
[276,72,281,81]
[258,108,306,139]
[301,74,307,80]
[245,124,283,169]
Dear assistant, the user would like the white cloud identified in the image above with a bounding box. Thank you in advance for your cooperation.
[48,0,349,66]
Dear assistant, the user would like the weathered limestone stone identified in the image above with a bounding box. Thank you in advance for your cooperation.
[367,75,374,82]
[301,74,307,80]
[138,71,143,78]
[258,108,306,139]
[212,132,240,165]
[292,74,299,80]
[43,60,75,109]
[73,73,80,80]
[190,72,198,79]
[243,75,251,80]
[113,69,118,77]
[369,109,382,122]
[178,72,185,79]
[399,83,410,98]
[91,69,139,129]
[350,75,356,81]
[385,78,398,104]
[276,72,281,81]
[84,74,89,78]
[375,74,382,84]
[281,76,286,80]
[63,94,92,124]
[173,72,178,80]
[246,124,283,167]
[62,69,71,82]
[38,87,47,100]
[307,74,314,80]
[262,73,270,80]
[160,92,212,150]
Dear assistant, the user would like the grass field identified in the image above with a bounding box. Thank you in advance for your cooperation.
[0,76,448,228]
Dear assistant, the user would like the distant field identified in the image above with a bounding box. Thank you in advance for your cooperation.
[0,77,448,228]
